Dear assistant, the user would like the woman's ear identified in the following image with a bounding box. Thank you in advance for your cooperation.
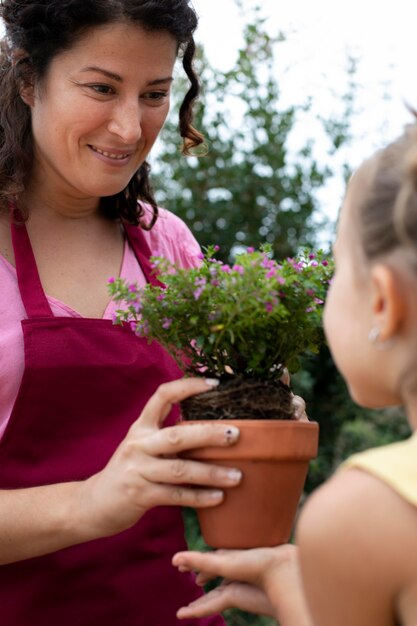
[19,82,35,107]
[370,264,405,341]
[11,49,35,107]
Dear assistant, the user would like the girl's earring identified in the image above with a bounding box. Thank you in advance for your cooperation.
[368,327,394,350]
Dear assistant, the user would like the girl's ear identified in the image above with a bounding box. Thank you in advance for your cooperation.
[370,264,405,341]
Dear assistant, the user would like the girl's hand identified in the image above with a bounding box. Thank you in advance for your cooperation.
[77,378,242,539]
[172,545,313,626]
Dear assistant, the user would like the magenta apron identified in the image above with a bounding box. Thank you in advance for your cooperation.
[0,217,224,626]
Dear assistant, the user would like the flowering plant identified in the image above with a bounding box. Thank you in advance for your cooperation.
[108,245,333,383]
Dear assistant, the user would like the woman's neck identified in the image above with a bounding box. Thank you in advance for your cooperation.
[20,172,101,222]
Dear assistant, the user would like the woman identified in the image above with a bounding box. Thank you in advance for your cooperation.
[0,1,242,624]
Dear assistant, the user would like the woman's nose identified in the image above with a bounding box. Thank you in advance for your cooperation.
[107,101,142,144]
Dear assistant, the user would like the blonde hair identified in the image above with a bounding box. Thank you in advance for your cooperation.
[359,122,417,263]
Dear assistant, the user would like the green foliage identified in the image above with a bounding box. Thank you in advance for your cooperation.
[152,10,338,261]
[109,247,333,381]
[333,408,411,466]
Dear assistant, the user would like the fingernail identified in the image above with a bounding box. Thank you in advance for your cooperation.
[209,490,224,500]
[204,378,219,387]
[227,469,242,483]
[225,426,240,443]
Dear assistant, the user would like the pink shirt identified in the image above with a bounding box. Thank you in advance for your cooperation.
[0,208,201,439]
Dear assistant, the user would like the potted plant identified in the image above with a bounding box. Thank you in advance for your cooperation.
[109,245,332,548]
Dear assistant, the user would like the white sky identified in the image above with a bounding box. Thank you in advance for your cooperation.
[191,0,416,226]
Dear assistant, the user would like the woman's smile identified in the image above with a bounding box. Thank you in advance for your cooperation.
[88,144,134,165]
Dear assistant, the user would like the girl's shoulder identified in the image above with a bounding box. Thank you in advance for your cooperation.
[340,434,417,506]
[296,460,417,626]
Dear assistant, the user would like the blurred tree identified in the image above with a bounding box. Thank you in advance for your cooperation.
[151,8,345,261]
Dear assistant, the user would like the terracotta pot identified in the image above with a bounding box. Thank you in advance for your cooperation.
[181,420,319,549]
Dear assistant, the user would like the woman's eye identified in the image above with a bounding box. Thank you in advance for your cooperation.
[89,84,115,96]
[144,91,169,102]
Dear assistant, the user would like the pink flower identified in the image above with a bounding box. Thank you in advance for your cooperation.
[232,264,245,275]
[265,297,279,313]
[262,257,274,269]
[220,265,231,273]
[138,320,150,335]
[247,247,255,253]
[193,286,205,300]
[162,318,173,329]
[108,277,115,284]
[157,293,166,301]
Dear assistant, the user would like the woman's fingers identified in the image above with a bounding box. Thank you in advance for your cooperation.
[280,368,291,387]
[133,377,219,429]
[280,369,309,421]
[138,456,242,488]
[141,421,240,456]
[292,395,308,421]
[140,482,226,509]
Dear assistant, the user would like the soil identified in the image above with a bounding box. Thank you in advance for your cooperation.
[180,376,294,420]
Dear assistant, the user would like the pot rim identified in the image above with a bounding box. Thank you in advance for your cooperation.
[179,419,319,460]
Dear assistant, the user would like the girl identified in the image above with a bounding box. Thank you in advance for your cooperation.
[171,123,417,626]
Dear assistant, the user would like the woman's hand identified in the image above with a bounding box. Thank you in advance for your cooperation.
[281,368,308,421]
[77,378,242,539]
[172,545,313,626]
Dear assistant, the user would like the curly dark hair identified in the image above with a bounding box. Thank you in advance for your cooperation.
[0,0,204,227]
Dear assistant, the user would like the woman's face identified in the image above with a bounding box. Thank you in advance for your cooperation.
[25,22,177,203]
[323,159,401,407]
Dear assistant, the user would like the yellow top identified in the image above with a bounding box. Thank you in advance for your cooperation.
[341,432,417,507]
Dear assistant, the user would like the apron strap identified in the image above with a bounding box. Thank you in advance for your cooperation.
[10,204,163,318]
[10,207,54,319]
[124,222,165,288]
